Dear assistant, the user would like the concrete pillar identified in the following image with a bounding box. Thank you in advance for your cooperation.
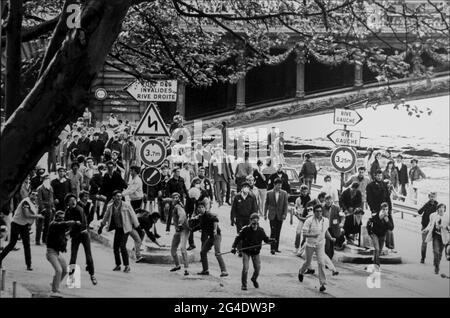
[354,51,364,87]
[176,82,186,117]
[236,76,246,111]
[296,60,305,98]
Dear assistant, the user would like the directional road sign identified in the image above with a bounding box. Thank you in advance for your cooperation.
[140,139,167,167]
[330,146,357,173]
[334,108,363,126]
[125,79,177,102]
[134,103,170,137]
[327,129,361,147]
[141,167,162,186]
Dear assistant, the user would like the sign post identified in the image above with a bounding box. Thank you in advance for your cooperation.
[330,146,357,192]
[125,79,178,102]
[140,139,167,167]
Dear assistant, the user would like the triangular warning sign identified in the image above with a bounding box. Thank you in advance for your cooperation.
[134,103,170,137]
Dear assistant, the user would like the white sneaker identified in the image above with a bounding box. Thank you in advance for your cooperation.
[50,291,63,298]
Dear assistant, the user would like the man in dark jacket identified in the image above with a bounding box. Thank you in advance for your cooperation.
[30,167,46,192]
[299,153,317,190]
[339,182,363,215]
[194,166,213,200]
[51,167,72,211]
[367,202,394,268]
[100,161,127,203]
[232,213,274,290]
[77,130,91,157]
[89,133,105,164]
[166,167,188,200]
[64,194,97,285]
[135,209,161,248]
[267,164,291,193]
[231,182,258,256]
[366,170,392,214]
[264,178,288,254]
[395,154,409,201]
[418,191,438,263]
[36,174,55,245]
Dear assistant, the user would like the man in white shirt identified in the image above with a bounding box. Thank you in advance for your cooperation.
[298,203,336,292]
[321,175,339,204]
[180,162,193,188]
[122,166,144,211]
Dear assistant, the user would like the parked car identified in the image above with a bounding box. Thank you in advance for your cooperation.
[283,167,302,203]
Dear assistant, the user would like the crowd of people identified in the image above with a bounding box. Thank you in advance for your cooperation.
[0,112,449,296]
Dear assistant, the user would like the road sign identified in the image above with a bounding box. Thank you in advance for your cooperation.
[334,108,363,126]
[330,146,357,173]
[125,79,177,102]
[327,129,361,147]
[134,103,170,137]
[94,88,107,100]
[140,139,167,167]
[141,167,162,186]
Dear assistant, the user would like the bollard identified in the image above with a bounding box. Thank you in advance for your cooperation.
[1,269,5,291]
[12,281,17,298]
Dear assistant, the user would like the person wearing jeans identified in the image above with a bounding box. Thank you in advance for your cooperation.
[367,203,394,268]
[194,202,228,277]
[232,213,273,290]
[0,195,42,270]
[64,194,97,285]
[418,192,438,263]
[46,211,79,295]
[100,190,140,273]
[423,204,448,274]
[169,193,190,275]
[298,204,334,293]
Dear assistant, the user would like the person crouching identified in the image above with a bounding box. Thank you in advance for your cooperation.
[231,213,274,290]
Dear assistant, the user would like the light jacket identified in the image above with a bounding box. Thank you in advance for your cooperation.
[37,185,55,213]
[424,212,450,244]
[12,198,38,226]
[122,175,144,200]
[102,201,139,234]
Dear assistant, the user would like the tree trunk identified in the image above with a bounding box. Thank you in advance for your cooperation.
[0,0,132,209]
[5,0,23,119]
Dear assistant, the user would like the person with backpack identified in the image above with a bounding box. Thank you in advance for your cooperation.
[366,202,394,270]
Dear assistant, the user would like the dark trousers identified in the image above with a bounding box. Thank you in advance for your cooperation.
[269,218,283,251]
[35,209,53,244]
[226,182,231,203]
[421,230,428,261]
[0,222,31,268]
[242,253,260,288]
[432,235,444,271]
[325,237,335,259]
[235,218,249,251]
[399,183,407,201]
[69,231,95,275]
[130,199,143,211]
[188,231,195,248]
[200,234,226,272]
[113,228,129,266]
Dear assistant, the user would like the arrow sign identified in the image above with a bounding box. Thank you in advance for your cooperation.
[334,108,363,126]
[134,103,170,137]
[327,129,361,147]
[125,79,177,102]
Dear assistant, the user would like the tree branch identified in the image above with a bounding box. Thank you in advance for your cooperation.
[1,15,59,46]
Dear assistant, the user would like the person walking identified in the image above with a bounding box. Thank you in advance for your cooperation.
[36,174,55,245]
[51,167,72,212]
[418,192,439,263]
[267,164,291,193]
[383,161,399,194]
[298,204,335,292]
[100,160,127,215]
[169,192,190,275]
[293,185,311,254]
[89,133,105,165]
[339,182,363,215]
[0,194,43,270]
[99,190,140,273]
[366,202,394,270]
[230,182,258,257]
[64,194,97,285]
[253,160,268,216]
[122,166,144,211]
[366,170,392,215]
[235,154,253,193]
[369,152,382,181]
[231,213,274,290]
[210,148,233,207]
[321,175,339,204]
[409,159,426,203]
[122,135,136,181]
[46,211,80,296]
[323,194,345,254]
[195,202,228,277]
[264,178,288,255]
[344,167,371,208]
[394,154,409,201]
[67,162,83,198]
[299,153,317,190]
[422,203,448,274]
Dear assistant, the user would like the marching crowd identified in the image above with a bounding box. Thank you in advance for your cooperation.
[0,112,449,296]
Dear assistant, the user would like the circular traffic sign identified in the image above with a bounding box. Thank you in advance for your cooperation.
[94,88,107,100]
[330,146,357,173]
[140,139,167,167]
[141,167,162,186]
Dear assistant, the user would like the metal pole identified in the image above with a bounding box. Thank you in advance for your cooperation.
[12,281,17,298]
